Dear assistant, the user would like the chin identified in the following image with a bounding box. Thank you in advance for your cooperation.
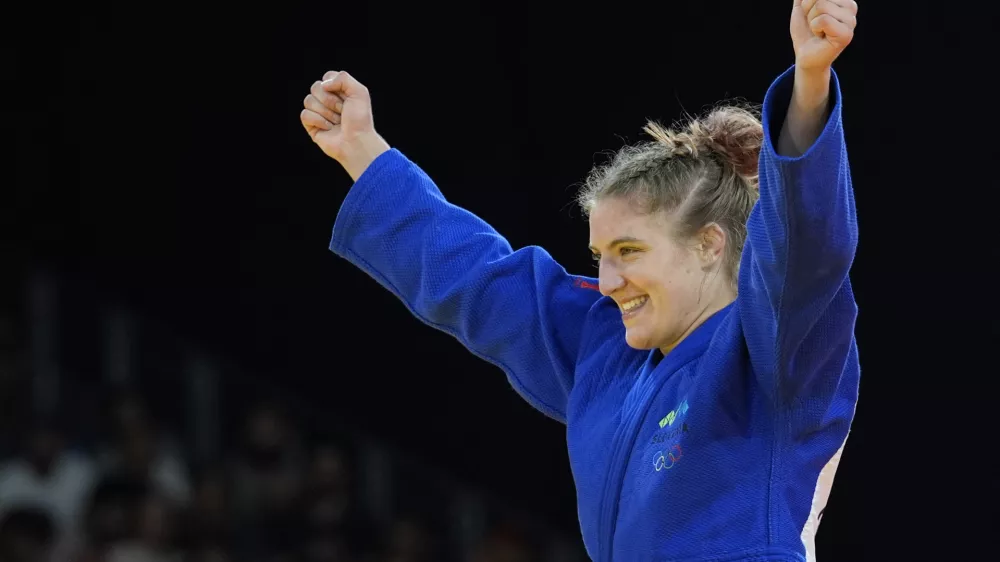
[624,329,656,351]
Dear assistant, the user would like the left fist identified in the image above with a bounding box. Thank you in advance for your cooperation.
[790,0,858,71]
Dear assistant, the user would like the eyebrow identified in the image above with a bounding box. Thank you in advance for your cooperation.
[589,236,642,253]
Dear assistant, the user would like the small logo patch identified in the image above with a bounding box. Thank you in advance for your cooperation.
[658,399,689,428]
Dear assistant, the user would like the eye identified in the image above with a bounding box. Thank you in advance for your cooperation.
[620,247,639,257]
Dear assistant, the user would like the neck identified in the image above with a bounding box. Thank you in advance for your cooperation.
[658,290,735,356]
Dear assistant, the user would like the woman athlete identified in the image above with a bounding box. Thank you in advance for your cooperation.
[300,1,860,560]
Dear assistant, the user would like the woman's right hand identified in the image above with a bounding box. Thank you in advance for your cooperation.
[301,70,390,181]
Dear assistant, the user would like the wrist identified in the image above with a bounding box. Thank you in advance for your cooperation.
[792,65,832,112]
[778,65,832,157]
[339,132,391,182]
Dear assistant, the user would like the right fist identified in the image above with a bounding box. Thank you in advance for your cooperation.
[301,70,388,179]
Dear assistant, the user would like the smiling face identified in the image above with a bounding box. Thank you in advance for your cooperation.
[588,196,731,354]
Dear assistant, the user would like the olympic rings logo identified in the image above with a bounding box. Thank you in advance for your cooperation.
[653,444,683,472]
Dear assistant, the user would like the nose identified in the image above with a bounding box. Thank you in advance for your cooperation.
[598,262,625,296]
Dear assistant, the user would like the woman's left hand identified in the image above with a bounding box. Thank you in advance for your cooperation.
[790,0,859,72]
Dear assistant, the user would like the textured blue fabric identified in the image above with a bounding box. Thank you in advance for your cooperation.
[329,65,859,561]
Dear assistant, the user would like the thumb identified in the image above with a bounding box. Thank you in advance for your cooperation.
[322,71,369,100]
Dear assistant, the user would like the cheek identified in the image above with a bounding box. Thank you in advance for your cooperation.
[623,249,697,303]
[650,263,700,307]
[652,264,691,294]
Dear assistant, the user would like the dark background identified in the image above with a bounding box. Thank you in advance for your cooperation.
[8,2,990,560]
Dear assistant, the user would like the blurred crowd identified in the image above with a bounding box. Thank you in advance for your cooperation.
[0,306,566,562]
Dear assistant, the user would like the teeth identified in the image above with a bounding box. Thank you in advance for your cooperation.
[622,296,648,311]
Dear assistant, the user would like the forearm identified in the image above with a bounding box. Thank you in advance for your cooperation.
[777,66,832,157]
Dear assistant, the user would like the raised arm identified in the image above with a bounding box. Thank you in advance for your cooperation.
[300,71,603,423]
[739,0,860,410]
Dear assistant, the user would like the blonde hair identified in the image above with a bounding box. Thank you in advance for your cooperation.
[577,105,763,287]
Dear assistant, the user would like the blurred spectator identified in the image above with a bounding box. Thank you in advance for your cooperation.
[301,443,379,560]
[0,281,585,562]
[230,402,304,517]
[179,466,233,556]
[0,415,96,546]
[0,507,56,562]
[98,390,192,507]
[229,401,305,560]
[105,494,182,562]
[72,474,150,561]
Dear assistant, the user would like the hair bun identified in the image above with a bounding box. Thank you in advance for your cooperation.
[698,106,763,180]
[644,105,763,182]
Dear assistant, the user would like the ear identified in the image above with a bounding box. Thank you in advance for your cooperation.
[695,223,726,268]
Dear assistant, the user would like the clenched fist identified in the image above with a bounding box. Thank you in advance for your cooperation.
[791,0,858,71]
[301,70,389,181]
